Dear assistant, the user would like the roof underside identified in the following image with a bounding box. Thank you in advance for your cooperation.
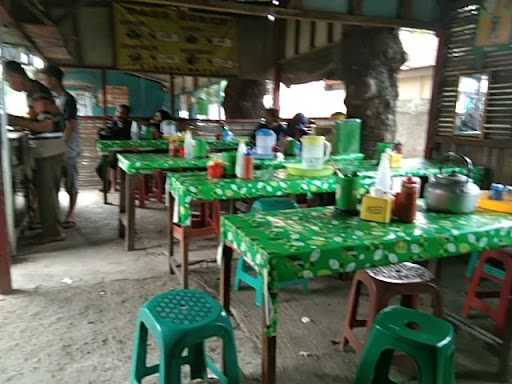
[1,1,468,86]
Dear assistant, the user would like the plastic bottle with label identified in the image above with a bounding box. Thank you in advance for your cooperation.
[235,141,247,178]
[184,131,195,159]
[374,149,392,197]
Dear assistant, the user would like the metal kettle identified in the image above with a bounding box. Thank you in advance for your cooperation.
[424,153,481,214]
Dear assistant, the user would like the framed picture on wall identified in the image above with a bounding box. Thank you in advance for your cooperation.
[475,0,512,52]
[454,73,489,137]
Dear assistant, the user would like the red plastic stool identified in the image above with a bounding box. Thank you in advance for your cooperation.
[463,249,512,336]
[170,201,221,288]
[340,262,443,353]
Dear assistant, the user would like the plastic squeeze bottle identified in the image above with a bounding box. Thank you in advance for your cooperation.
[374,150,392,197]
[184,131,195,159]
[235,141,247,178]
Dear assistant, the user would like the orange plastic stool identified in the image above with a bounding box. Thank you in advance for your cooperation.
[340,262,443,353]
[463,249,512,336]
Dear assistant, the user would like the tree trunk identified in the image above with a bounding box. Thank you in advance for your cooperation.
[341,27,406,158]
[223,79,266,119]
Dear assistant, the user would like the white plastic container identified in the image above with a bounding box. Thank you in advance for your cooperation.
[255,129,276,157]
[235,141,247,178]
[130,120,140,139]
[374,150,392,197]
[184,131,195,159]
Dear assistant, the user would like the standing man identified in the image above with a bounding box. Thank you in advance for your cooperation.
[40,64,80,228]
[96,104,132,190]
[3,60,66,243]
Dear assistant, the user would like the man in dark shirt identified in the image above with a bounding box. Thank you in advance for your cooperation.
[3,60,65,243]
[250,108,286,145]
[96,104,132,190]
[40,64,80,228]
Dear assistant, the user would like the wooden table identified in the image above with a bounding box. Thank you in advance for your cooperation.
[219,206,512,384]
[96,140,169,204]
[167,159,463,288]
[117,154,209,251]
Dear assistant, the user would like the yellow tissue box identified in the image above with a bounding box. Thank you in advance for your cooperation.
[360,195,393,223]
[390,153,403,168]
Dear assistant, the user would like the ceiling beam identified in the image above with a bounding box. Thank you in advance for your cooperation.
[150,0,438,30]
[0,3,45,57]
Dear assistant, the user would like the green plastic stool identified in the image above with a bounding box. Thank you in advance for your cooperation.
[354,306,456,384]
[234,198,309,306]
[131,289,240,384]
[465,252,506,281]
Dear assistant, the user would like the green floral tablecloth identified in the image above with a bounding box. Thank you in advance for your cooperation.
[96,140,169,154]
[96,139,240,154]
[220,206,512,335]
[116,153,295,175]
[117,154,208,174]
[168,160,463,226]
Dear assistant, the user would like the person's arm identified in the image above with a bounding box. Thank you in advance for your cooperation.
[64,119,78,144]
[8,114,54,133]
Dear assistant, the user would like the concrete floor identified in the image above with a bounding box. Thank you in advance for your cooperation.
[0,190,510,383]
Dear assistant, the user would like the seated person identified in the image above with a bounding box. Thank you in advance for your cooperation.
[97,104,132,140]
[284,113,309,140]
[96,104,132,191]
[149,109,173,138]
[250,108,286,145]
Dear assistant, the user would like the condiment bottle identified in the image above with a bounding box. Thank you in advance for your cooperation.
[394,177,418,223]
[243,150,254,179]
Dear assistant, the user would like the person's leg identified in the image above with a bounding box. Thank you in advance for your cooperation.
[63,156,79,226]
[36,155,64,240]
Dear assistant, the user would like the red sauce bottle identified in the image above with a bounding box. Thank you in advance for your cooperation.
[394,177,418,223]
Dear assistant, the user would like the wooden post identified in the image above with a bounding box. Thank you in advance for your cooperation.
[169,74,175,117]
[101,68,108,117]
[0,173,12,294]
[273,65,281,111]
[425,29,447,159]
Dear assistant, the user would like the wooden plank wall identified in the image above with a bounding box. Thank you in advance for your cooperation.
[432,4,512,184]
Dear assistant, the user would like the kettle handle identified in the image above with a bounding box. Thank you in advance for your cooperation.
[440,152,473,179]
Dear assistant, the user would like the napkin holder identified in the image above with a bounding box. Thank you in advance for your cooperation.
[390,152,403,168]
[360,194,393,223]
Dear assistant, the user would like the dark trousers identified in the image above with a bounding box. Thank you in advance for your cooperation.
[96,154,118,187]
[35,154,63,238]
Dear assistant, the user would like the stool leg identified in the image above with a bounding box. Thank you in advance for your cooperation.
[463,254,487,318]
[222,332,241,384]
[189,342,207,380]
[160,343,181,384]
[495,257,512,334]
[234,258,244,291]
[131,322,149,383]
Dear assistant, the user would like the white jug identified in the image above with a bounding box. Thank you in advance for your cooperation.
[255,128,276,156]
[301,135,331,169]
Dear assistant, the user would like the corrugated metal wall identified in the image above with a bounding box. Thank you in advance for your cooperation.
[432,4,512,184]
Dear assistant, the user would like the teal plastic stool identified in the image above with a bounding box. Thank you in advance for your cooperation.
[465,252,506,280]
[131,289,240,384]
[354,306,456,384]
[234,198,309,306]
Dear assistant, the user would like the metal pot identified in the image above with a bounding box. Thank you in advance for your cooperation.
[424,153,481,214]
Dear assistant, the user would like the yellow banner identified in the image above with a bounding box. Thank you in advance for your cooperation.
[114,1,239,76]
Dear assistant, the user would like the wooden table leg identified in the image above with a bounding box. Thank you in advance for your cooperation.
[262,291,277,384]
[125,173,135,251]
[181,230,189,288]
[103,155,109,204]
[118,169,126,238]
[167,192,175,274]
[220,244,233,312]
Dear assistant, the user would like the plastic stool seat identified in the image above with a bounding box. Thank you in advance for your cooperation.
[355,306,456,384]
[131,289,240,384]
[147,290,219,327]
